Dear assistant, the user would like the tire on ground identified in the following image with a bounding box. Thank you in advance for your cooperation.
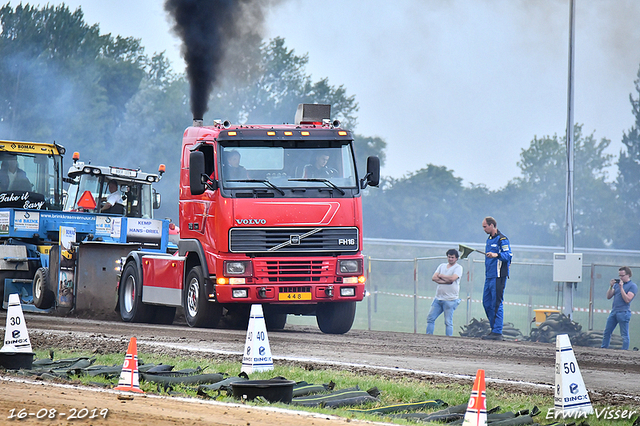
[33,267,55,309]
[223,304,250,329]
[316,301,356,334]
[119,262,153,323]
[151,306,176,325]
[183,265,222,328]
[265,312,287,331]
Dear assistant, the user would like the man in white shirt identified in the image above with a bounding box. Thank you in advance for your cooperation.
[100,180,124,214]
[427,249,463,336]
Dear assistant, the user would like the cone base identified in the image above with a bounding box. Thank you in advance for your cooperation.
[0,352,34,370]
[114,385,144,393]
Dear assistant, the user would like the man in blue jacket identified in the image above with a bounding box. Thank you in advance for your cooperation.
[481,216,512,340]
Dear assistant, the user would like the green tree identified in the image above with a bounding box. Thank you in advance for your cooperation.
[113,52,190,220]
[0,3,146,157]
[616,65,640,229]
[353,134,386,176]
[499,125,618,248]
[206,37,360,130]
[362,165,484,241]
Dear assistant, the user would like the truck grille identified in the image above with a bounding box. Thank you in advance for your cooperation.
[254,259,332,282]
[229,227,359,253]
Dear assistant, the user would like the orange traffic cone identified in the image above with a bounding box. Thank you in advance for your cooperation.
[114,337,144,393]
[462,369,487,426]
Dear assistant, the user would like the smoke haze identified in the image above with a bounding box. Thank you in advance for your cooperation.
[164,0,280,119]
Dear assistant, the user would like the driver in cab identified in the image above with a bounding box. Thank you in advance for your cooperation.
[303,152,338,178]
[0,155,32,192]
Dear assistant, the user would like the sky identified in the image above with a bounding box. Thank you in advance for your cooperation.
[56,0,640,190]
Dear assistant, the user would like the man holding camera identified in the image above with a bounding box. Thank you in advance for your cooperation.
[601,266,637,350]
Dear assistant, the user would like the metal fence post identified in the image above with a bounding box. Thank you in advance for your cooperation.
[367,256,372,331]
[528,293,533,330]
[589,263,595,330]
[466,257,472,325]
[414,258,418,334]
[374,285,378,313]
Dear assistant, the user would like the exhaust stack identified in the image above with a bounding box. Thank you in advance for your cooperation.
[193,119,204,127]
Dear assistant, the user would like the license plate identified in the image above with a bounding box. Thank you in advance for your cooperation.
[278,292,312,301]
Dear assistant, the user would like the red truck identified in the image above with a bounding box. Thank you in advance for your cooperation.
[117,104,379,333]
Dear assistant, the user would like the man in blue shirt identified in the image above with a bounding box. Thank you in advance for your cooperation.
[481,216,512,340]
[601,266,637,350]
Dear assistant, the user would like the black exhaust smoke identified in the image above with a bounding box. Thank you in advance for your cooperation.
[164,0,278,121]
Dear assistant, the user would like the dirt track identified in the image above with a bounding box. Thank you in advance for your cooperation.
[1,313,640,425]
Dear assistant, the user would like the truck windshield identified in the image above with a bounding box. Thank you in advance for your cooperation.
[0,151,63,210]
[65,175,154,218]
[219,144,357,191]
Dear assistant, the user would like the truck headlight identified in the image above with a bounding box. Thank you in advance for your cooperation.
[340,287,356,297]
[338,259,362,274]
[232,289,248,298]
[224,260,252,276]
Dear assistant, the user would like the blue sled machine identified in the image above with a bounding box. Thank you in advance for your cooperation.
[0,140,170,319]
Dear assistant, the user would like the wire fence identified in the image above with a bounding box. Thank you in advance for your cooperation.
[352,256,639,347]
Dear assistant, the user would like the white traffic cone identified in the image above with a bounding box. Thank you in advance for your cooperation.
[0,293,35,369]
[241,304,274,374]
[114,337,144,393]
[462,369,487,426]
[554,334,593,417]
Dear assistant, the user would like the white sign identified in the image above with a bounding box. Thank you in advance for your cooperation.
[58,226,76,308]
[0,211,9,234]
[111,217,122,238]
[96,216,113,237]
[241,304,274,374]
[1,293,33,353]
[126,218,162,247]
[554,334,593,416]
[14,211,39,231]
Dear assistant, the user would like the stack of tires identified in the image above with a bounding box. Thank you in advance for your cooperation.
[572,330,623,349]
[459,318,524,341]
[528,313,622,348]
[528,313,581,344]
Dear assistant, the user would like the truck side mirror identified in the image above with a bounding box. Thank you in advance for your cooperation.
[152,189,161,209]
[360,156,380,189]
[189,151,206,195]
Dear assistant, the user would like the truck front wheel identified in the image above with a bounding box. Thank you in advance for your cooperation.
[265,312,287,331]
[316,301,356,334]
[183,266,222,328]
[119,262,152,323]
[33,267,55,309]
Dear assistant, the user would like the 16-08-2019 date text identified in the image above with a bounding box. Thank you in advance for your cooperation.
[7,407,109,420]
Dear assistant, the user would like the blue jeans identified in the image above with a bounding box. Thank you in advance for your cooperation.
[483,276,506,334]
[426,298,461,336]
[601,310,632,350]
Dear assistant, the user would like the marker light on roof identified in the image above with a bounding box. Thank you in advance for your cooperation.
[284,131,293,136]
[301,131,310,136]
[338,131,347,136]
[267,131,276,136]
[228,131,237,136]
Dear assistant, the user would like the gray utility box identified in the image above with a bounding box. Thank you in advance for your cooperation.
[553,253,583,282]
